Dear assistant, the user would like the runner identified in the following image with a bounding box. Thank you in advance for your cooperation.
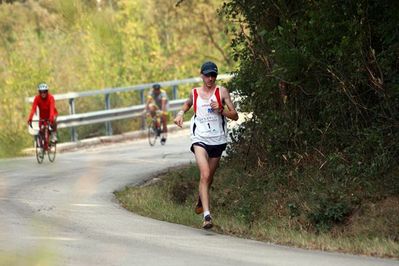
[174,61,238,229]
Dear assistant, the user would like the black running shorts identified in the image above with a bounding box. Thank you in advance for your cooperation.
[190,142,227,158]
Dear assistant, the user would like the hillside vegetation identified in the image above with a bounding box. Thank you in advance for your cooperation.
[116,0,398,257]
[221,0,399,250]
[0,0,231,157]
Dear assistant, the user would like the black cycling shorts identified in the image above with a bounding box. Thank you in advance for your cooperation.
[190,142,227,158]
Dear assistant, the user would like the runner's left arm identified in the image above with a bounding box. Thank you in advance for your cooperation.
[220,87,239,121]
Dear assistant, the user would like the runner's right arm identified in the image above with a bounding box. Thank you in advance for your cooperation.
[174,91,193,128]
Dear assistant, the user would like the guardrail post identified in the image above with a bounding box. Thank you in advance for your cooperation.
[172,85,178,100]
[140,90,145,104]
[105,93,113,136]
[140,90,146,130]
[172,85,179,118]
[69,98,78,142]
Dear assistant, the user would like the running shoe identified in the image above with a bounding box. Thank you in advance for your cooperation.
[160,137,166,145]
[194,196,203,214]
[202,215,213,229]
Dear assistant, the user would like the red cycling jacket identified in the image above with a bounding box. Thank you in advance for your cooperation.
[28,93,58,123]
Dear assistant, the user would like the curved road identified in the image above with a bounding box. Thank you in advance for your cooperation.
[0,131,397,266]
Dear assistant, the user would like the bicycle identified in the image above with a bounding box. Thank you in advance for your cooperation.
[31,119,57,164]
[147,111,166,146]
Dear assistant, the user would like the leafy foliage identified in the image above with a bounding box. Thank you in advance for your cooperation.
[0,0,232,157]
[222,0,398,185]
[221,0,399,233]
[307,198,351,232]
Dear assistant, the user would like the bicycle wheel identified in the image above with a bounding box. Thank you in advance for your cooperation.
[147,119,157,146]
[35,134,44,164]
[48,141,56,162]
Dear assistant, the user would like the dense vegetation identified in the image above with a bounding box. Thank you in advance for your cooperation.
[0,0,231,157]
[219,0,398,236]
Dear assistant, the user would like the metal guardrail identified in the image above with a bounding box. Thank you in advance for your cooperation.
[26,74,232,141]
[26,74,232,102]
[57,99,186,128]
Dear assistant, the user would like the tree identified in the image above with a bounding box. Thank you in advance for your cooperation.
[222,0,399,178]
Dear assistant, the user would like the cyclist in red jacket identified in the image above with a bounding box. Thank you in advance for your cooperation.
[27,83,59,143]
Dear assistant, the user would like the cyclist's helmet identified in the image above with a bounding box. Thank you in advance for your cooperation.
[152,83,161,90]
[37,83,49,92]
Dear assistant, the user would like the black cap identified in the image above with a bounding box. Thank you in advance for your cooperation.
[201,61,218,75]
[152,83,161,89]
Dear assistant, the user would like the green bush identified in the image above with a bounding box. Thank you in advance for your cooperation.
[308,198,352,233]
[221,0,399,209]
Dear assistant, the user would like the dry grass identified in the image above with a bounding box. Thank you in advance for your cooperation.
[114,164,399,259]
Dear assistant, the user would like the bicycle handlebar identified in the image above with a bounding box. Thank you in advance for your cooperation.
[29,119,52,129]
[145,110,167,115]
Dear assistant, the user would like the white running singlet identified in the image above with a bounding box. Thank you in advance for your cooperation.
[190,87,227,145]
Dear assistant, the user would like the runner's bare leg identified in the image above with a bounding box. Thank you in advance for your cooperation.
[194,146,211,213]
[208,157,220,189]
[194,146,221,215]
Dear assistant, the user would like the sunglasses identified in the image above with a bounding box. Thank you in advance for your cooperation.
[40,90,48,94]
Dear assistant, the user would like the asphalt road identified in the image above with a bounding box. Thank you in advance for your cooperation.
[0,131,397,266]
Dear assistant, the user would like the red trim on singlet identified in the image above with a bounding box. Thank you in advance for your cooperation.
[193,88,198,113]
[215,87,222,110]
